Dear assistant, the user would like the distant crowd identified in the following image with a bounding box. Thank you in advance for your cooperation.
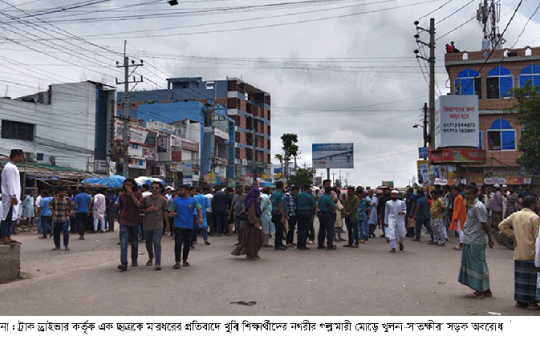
[2,149,539,311]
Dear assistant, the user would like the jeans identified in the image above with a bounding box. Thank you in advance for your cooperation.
[41,215,52,238]
[174,228,192,262]
[358,219,367,240]
[318,212,335,248]
[345,217,359,245]
[296,210,311,249]
[415,218,434,241]
[76,212,88,236]
[271,211,285,248]
[144,229,163,265]
[37,214,42,233]
[286,215,297,245]
[215,212,228,235]
[0,206,14,239]
[120,224,139,266]
[53,221,69,248]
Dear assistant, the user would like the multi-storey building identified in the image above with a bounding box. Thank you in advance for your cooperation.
[166,77,272,183]
[0,81,116,172]
[444,46,540,188]
[119,77,271,185]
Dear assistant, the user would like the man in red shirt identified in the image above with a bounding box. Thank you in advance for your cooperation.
[118,178,143,272]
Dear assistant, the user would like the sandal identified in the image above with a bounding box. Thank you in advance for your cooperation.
[465,293,485,299]
[146,259,153,266]
[527,304,539,310]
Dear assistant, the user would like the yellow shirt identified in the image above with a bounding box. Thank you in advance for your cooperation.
[498,208,540,260]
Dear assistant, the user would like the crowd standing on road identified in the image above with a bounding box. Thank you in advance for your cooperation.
[2,147,540,311]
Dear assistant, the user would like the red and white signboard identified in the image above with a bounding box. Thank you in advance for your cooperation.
[434,95,479,149]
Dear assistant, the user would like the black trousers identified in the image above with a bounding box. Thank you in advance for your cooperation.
[271,211,286,248]
[296,210,311,249]
[76,213,87,236]
[174,228,193,262]
[286,215,297,244]
[318,212,335,248]
[107,210,116,232]
[415,218,434,241]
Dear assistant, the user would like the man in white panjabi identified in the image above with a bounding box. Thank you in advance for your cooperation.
[384,190,407,253]
[1,149,23,245]
[93,190,107,233]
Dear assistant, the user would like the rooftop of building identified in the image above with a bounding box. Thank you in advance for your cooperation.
[445,46,540,67]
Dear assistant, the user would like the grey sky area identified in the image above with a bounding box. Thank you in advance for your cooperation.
[1,0,539,186]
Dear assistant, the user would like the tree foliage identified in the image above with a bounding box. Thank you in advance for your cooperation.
[510,84,540,173]
[289,168,313,187]
[280,133,299,179]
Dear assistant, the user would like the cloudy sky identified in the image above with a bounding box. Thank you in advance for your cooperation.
[1,0,539,187]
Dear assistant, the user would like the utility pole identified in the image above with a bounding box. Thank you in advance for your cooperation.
[429,18,435,151]
[423,102,428,147]
[116,41,143,178]
[414,19,436,150]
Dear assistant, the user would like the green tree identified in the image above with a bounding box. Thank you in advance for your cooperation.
[281,133,299,179]
[510,84,540,173]
[274,154,284,179]
[289,168,313,187]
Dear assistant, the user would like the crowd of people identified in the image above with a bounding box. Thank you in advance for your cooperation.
[2,148,540,311]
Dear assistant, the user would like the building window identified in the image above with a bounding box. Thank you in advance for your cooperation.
[519,63,540,91]
[454,68,482,98]
[1,120,35,141]
[486,65,513,99]
[487,118,516,151]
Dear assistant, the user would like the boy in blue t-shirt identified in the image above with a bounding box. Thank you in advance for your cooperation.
[170,185,203,269]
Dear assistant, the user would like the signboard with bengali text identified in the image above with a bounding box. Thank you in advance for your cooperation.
[435,95,479,149]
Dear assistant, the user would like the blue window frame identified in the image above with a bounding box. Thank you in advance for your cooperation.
[487,118,516,151]
[519,64,540,91]
[478,130,483,149]
[455,68,482,98]
[486,65,513,99]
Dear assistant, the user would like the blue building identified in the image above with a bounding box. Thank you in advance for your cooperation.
[119,76,272,185]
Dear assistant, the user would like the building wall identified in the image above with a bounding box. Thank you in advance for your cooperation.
[0,82,113,171]
[445,46,540,169]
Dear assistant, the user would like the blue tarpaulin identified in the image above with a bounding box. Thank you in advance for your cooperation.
[82,175,126,188]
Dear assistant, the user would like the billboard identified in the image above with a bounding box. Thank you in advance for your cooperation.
[417,160,429,185]
[312,143,354,169]
[434,95,479,149]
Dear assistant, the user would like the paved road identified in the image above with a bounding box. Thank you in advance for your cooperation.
[0,224,535,316]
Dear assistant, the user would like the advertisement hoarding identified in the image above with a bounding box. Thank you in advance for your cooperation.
[434,95,479,149]
[417,160,429,186]
[430,148,487,164]
[312,143,354,169]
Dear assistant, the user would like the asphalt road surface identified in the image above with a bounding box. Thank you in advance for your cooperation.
[0,223,536,316]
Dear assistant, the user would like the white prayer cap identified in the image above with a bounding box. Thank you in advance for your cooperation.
[493,184,500,189]
[391,190,399,194]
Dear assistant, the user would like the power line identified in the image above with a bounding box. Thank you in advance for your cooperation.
[461,0,524,94]
[510,0,540,48]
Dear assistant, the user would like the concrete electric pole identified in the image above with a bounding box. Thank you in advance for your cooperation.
[116,41,143,178]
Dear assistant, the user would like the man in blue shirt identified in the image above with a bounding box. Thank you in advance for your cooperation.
[193,188,211,247]
[170,184,203,269]
[318,186,337,250]
[38,191,53,239]
[270,181,287,250]
[107,190,116,232]
[73,187,91,240]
